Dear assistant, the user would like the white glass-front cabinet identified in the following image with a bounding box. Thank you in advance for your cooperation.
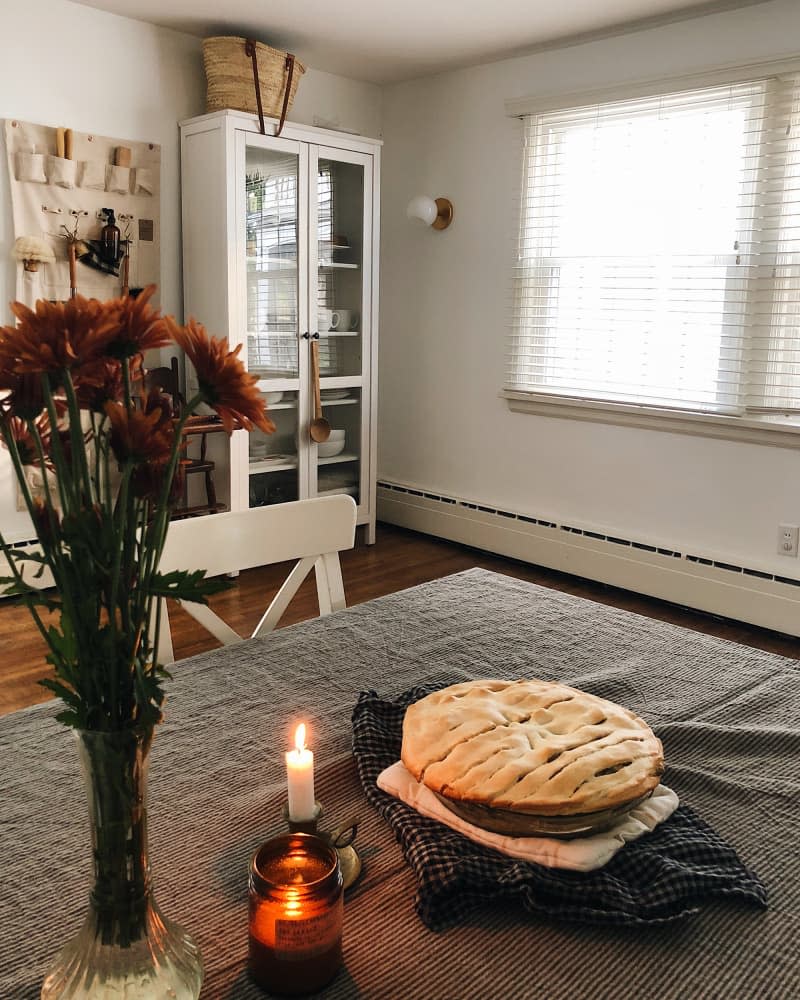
[180,111,380,542]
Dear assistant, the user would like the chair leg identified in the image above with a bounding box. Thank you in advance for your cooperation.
[252,556,316,637]
[314,556,333,616]
[154,599,175,665]
[318,552,346,613]
[199,432,217,513]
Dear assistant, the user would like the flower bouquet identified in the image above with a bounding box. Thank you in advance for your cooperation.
[0,287,274,999]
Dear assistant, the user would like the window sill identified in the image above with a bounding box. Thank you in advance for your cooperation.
[501,391,800,449]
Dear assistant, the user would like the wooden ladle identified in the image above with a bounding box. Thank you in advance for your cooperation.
[309,337,331,443]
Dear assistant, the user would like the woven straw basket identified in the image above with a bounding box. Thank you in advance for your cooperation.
[203,36,305,119]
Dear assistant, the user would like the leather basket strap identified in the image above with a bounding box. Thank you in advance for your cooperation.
[244,40,295,138]
[275,54,295,137]
[244,39,266,135]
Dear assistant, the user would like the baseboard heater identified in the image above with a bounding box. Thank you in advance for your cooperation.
[377,480,800,638]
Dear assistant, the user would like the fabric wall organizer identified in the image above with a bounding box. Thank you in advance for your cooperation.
[4,119,161,307]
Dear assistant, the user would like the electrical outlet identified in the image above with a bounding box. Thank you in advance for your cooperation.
[777,523,799,557]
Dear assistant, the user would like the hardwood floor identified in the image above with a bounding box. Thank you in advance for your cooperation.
[2,522,798,716]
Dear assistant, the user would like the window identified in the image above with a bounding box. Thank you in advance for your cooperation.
[507,73,800,421]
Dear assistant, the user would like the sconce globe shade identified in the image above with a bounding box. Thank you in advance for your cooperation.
[407,195,439,226]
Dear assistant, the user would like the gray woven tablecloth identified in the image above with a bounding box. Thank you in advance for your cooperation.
[1,568,799,999]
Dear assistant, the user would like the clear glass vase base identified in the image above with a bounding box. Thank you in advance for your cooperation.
[40,907,203,1000]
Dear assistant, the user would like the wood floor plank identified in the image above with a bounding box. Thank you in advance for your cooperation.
[1,522,798,716]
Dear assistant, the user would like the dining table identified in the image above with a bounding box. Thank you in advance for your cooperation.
[2,567,798,999]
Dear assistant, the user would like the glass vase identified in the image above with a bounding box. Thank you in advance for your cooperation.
[41,728,203,1000]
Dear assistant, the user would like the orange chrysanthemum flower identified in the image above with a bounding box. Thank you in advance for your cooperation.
[166,317,275,434]
[104,401,174,465]
[104,286,171,359]
[0,295,118,377]
[73,358,125,412]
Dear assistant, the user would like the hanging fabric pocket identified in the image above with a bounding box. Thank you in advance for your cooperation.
[132,167,154,196]
[80,160,106,190]
[16,152,47,183]
[106,164,131,194]
[48,156,77,189]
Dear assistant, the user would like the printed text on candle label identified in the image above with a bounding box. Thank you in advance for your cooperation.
[274,902,342,961]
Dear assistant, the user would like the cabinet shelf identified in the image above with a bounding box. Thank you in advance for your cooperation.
[247,261,358,273]
[317,485,358,498]
[249,457,298,474]
[317,451,359,466]
[247,260,297,273]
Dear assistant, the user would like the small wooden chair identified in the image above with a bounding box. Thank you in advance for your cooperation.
[153,494,358,663]
[144,358,225,518]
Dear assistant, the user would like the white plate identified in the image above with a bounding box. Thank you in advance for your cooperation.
[320,389,350,400]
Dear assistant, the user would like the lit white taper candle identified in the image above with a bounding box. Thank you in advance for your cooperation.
[286,723,315,821]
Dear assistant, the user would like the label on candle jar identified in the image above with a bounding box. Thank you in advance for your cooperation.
[273,899,343,961]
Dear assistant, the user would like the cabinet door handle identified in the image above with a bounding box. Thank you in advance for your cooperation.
[301,331,310,340]
[312,331,320,340]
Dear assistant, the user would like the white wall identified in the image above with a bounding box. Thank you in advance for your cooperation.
[0,0,381,543]
[379,0,800,580]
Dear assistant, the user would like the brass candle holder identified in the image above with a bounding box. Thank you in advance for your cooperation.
[282,801,362,890]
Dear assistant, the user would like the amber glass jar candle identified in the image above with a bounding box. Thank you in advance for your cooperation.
[249,833,343,996]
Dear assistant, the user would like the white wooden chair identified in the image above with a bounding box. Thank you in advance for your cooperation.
[154,494,357,663]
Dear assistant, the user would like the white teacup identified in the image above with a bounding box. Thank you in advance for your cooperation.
[318,308,334,332]
[330,309,358,331]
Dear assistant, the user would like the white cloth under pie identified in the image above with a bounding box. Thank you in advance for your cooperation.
[377,761,679,872]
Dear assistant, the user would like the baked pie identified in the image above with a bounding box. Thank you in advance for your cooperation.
[401,679,664,817]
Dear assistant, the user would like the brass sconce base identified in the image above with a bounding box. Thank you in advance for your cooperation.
[433,197,454,230]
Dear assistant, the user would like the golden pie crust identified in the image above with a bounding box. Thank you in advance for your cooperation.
[401,679,664,817]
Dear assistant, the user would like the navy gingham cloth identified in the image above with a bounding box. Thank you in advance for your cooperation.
[351,682,768,932]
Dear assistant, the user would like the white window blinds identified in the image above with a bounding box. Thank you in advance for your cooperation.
[507,74,800,416]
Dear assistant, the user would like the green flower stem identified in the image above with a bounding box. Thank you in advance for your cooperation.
[63,372,94,504]
[0,421,69,629]
[79,728,153,947]
[41,376,77,513]
[0,527,50,645]
[138,394,202,625]
[27,418,62,542]
[108,462,134,726]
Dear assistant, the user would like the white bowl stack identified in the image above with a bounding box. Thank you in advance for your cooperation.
[318,429,345,458]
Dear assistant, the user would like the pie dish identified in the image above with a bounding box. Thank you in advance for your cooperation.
[401,679,664,821]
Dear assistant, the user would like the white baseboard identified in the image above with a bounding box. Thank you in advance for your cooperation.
[377,481,800,638]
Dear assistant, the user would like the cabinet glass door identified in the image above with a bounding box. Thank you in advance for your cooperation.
[245,145,301,378]
[310,149,371,508]
[315,156,365,377]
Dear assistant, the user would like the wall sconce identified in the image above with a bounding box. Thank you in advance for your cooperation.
[406,195,454,230]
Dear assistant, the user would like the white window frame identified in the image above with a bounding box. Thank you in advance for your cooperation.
[503,55,800,449]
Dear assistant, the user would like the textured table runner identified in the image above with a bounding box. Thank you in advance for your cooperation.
[2,568,799,999]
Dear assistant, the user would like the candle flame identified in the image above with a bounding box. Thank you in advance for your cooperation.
[294,723,306,752]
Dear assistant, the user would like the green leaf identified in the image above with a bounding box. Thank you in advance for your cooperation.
[54,708,83,729]
[0,579,60,610]
[147,568,233,605]
[39,676,80,707]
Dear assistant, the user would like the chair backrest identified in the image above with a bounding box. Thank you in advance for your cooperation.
[154,494,357,663]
